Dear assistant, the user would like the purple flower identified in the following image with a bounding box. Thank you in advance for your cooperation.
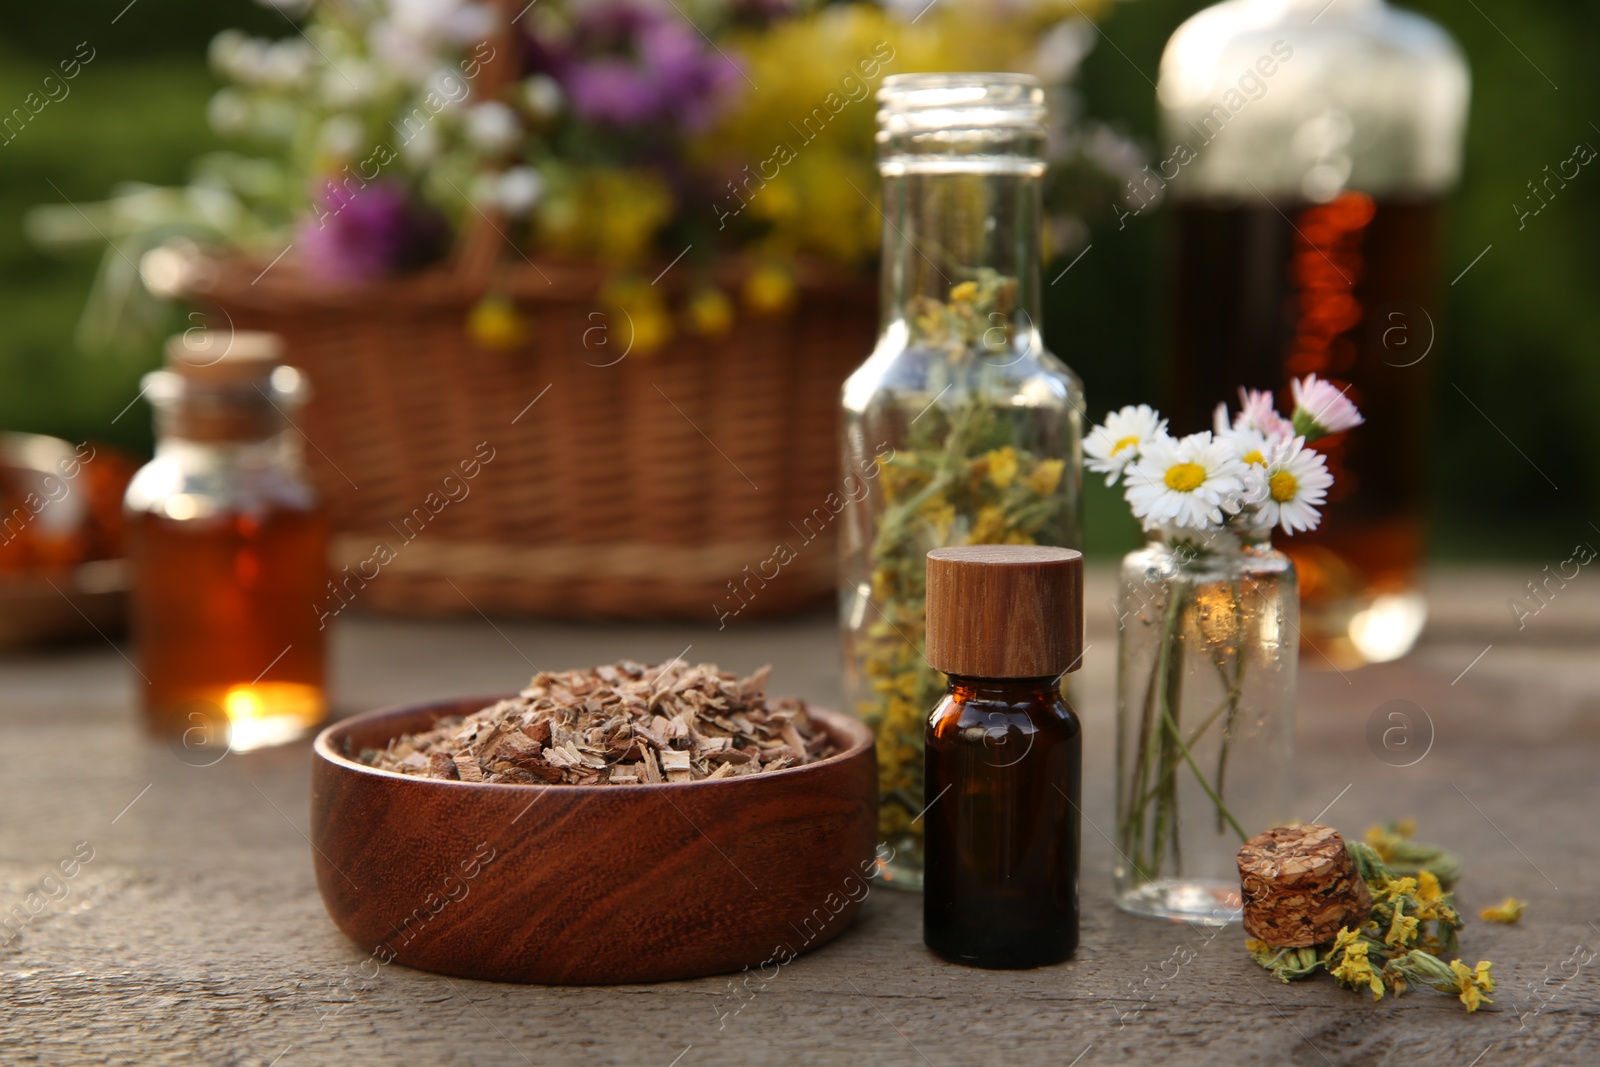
[298,180,449,281]
[526,0,743,133]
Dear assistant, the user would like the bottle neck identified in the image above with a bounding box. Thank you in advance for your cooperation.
[945,674,1065,702]
[878,164,1044,340]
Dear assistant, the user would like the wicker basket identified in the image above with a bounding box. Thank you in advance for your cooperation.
[180,251,877,620]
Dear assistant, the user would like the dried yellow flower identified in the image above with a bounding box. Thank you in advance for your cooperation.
[1329,932,1384,1001]
[1026,458,1065,496]
[1480,897,1527,924]
[1385,902,1420,949]
[1449,959,1494,1012]
[986,446,1019,489]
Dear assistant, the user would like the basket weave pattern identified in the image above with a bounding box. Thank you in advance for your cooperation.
[195,259,876,619]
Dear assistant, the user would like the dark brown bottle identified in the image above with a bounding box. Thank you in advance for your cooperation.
[923,546,1083,969]
[1165,195,1441,664]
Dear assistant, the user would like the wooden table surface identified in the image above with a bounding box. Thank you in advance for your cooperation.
[2,567,1596,1066]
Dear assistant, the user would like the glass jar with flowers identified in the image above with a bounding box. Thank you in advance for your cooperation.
[839,73,1085,889]
[1088,375,1364,923]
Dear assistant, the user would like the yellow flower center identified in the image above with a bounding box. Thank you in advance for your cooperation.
[1269,470,1299,503]
[1164,462,1206,492]
[1242,449,1265,466]
[1112,435,1140,456]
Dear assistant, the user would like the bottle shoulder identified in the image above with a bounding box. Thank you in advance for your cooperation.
[843,335,1082,415]
[125,443,319,519]
[930,690,1081,736]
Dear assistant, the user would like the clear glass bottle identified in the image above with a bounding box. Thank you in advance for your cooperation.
[1156,0,1470,666]
[840,73,1084,888]
[126,330,329,752]
[1114,527,1297,924]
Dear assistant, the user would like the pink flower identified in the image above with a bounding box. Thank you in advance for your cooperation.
[1234,387,1294,438]
[1290,375,1364,441]
[297,180,449,281]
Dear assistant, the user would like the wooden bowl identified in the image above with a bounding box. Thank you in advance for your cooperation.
[310,695,877,984]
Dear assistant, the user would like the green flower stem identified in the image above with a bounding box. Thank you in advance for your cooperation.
[1130,681,1244,813]
[1120,571,1252,884]
[1213,581,1248,833]
[1159,698,1249,843]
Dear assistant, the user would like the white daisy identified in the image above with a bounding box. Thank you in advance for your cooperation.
[1124,432,1248,531]
[1290,375,1364,441]
[1084,404,1166,486]
[1216,422,1287,519]
[1256,436,1334,534]
[465,101,522,154]
[1219,423,1285,470]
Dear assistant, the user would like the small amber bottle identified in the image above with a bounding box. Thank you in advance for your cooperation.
[923,545,1083,969]
[125,330,329,751]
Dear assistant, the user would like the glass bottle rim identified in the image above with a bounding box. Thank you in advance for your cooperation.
[877,72,1047,137]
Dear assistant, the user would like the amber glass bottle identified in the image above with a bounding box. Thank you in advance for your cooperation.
[125,331,328,751]
[923,546,1083,969]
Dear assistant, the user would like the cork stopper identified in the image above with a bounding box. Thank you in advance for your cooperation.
[925,546,1083,678]
[148,330,299,443]
[1237,824,1373,947]
[165,330,284,384]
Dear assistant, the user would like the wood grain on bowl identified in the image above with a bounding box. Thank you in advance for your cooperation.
[310,696,877,984]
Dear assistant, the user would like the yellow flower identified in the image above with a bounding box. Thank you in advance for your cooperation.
[969,505,1009,544]
[1329,933,1384,1001]
[601,276,673,355]
[879,462,927,504]
[743,264,796,315]
[686,287,734,337]
[1365,824,1401,861]
[1416,870,1444,904]
[986,446,1019,489]
[949,280,979,303]
[1385,902,1420,949]
[1412,869,1446,920]
[1480,897,1527,924]
[922,502,956,541]
[1026,458,1065,496]
[1375,874,1417,903]
[1450,959,1494,1012]
[466,293,527,350]
[538,168,673,267]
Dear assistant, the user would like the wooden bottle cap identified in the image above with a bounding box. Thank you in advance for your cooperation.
[925,546,1083,678]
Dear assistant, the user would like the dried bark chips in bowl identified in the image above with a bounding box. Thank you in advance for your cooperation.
[310,662,876,985]
[359,662,840,785]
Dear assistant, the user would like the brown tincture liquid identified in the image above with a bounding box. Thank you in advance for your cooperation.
[130,505,328,746]
[924,676,1081,968]
[1167,194,1441,659]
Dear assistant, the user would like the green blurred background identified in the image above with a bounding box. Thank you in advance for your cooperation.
[2,0,1594,560]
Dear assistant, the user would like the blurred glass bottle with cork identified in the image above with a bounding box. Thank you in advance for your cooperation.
[1156,0,1469,666]
[125,330,328,751]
